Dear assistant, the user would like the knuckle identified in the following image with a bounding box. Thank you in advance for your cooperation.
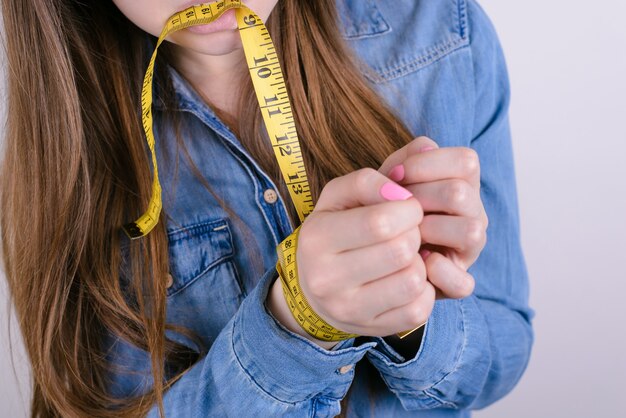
[298,220,325,255]
[366,209,395,241]
[402,266,425,299]
[406,303,428,327]
[465,218,487,249]
[354,167,378,193]
[331,302,357,324]
[318,177,339,202]
[407,198,424,222]
[411,136,435,149]
[462,273,476,296]
[305,270,334,299]
[305,278,326,299]
[446,179,471,208]
[460,148,480,175]
[388,237,418,269]
[326,303,344,322]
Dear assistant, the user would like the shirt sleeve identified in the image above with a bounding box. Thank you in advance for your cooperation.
[148,267,376,418]
[364,0,534,410]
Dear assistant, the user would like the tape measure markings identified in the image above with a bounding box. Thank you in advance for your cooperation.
[123,0,314,237]
[125,0,421,340]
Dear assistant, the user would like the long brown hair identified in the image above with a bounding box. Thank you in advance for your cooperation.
[0,0,414,416]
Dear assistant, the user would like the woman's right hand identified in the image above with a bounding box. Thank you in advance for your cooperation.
[267,168,436,349]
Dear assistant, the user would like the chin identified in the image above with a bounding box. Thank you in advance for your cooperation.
[170,30,243,57]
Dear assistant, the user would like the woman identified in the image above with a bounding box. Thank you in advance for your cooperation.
[0,0,533,416]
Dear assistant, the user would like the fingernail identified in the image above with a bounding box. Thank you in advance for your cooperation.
[388,164,405,182]
[380,182,412,201]
[419,249,432,260]
[419,146,436,153]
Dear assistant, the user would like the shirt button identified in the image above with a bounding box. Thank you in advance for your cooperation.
[166,273,174,289]
[263,189,278,204]
[338,365,354,374]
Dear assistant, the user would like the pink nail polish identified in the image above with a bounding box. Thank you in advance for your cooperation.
[388,164,405,182]
[419,146,436,153]
[380,182,412,201]
[419,249,432,260]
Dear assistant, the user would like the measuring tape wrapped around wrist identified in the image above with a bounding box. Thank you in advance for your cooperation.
[124,0,422,340]
[276,227,426,341]
[276,226,359,342]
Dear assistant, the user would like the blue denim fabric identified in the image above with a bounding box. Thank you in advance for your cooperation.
[107,0,534,416]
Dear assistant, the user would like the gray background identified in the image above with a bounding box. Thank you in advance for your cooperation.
[2,0,625,417]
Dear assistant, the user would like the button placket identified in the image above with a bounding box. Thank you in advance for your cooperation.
[263,189,278,204]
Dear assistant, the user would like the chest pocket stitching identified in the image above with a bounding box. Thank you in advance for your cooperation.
[355,0,470,83]
[368,36,469,83]
[166,218,236,298]
[338,0,391,39]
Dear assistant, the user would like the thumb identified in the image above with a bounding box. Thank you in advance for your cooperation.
[315,168,414,212]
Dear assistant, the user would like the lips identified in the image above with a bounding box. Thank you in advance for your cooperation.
[178,0,248,11]
[176,1,240,34]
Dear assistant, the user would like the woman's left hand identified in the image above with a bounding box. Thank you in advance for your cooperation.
[379,136,488,300]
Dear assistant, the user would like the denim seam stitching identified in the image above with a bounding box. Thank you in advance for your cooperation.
[368,38,469,83]
[423,299,470,408]
[366,302,465,408]
[422,390,457,409]
[167,218,228,238]
[369,370,443,409]
[180,103,295,238]
[167,220,236,297]
[340,0,391,39]
[175,107,283,247]
[366,0,470,82]
[457,0,468,39]
[227,149,282,247]
[167,255,235,298]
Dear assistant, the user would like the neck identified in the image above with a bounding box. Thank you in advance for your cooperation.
[169,44,248,119]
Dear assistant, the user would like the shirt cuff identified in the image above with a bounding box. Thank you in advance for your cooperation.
[366,298,487,409]
[232,267,376,403]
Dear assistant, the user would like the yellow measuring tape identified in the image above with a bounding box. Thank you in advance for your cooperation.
[123,0,313,238]
[277,226,359,342]
[124,0,421,341]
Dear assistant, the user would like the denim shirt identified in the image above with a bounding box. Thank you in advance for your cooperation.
[108,1,534,416]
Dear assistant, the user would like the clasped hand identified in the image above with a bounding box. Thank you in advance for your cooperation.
[269,136,487,344]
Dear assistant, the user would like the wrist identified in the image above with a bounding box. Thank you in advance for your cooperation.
[266,276,338,350]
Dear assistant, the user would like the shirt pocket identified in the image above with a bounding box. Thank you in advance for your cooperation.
[340,0,470,82]
[166,218,241,298]
[166,218,245,344]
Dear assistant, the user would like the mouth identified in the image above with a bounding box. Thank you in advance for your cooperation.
[177,1,240,34]
[178,0,246,11]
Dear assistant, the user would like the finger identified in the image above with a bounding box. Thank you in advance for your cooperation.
[405,179,482,217]
[314,199,423,252]
[420,215,486,255]
[316,168,413,212]
[369,282,436,336]
[354,257,428,316]
[335,227,422,286]
[400,147,481,189]
[423,252,475,299]
[379,136,439,179]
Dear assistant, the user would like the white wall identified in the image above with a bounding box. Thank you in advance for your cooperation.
[475,0,626,417]
[2,1,626,417]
